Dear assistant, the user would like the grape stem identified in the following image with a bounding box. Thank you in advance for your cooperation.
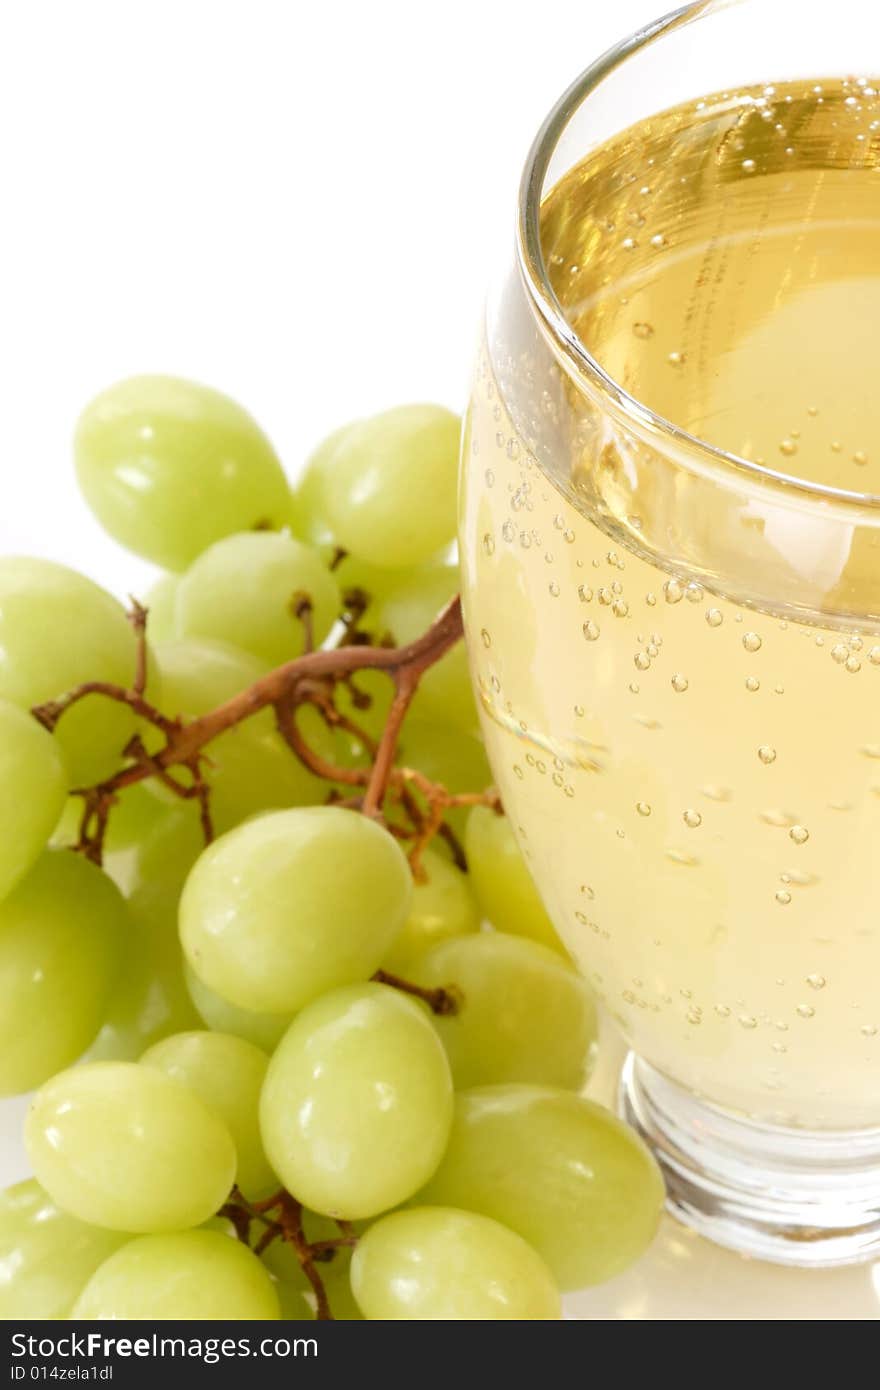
[371,968,461,1016]
[221,1187,354,1320]
[32,593,499,866]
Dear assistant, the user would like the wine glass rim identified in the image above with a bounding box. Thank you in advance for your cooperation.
[517,0,880,512]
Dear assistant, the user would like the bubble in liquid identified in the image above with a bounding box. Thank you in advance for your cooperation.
[647,643,659,658]
[738,1014,758,1029]
[484,468,495,487]
[613,599,630,618]
[831,440,842,453]
[553,514,565,531]
[742,158,757,172]
[776,889,792,906]
[702,784,732,802]
[869,647,880,666]
[513,765,524,780]
[628,682,640,694]
[634,652,651,671]
[758,746,777,765]
[633,322,654,339]
[482,533,495,556]
[501,520,516,543]
[706,608,724,627]
[796,1003,815,1018]
[668,351,685,367]
[806,974,826,990]
[686,1008,702,1025]
[685,583,704,604]
[854,451,869,466]
[574,704,585,717]
[563,529,575,544]
[745,676,760,692]
[597,587,613,606]
[646,592,657,607]
[636,802,652,817]
[480,629,491,649]
[743,632,762,652]
[714,1004,731,1018]
[664,579,684,604]
[671,673,689,693]
[583,621,601,642]
[683,809,702,828]
[861,1024,878,1038]
[577,584,593,603]
[548,581,560,598]
[846,655,862,673]
[831,644,848,664]
[790,825,810,845]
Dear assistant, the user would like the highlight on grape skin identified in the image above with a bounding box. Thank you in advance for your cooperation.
[0,372,667,1322]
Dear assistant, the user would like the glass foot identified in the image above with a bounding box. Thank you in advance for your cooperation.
[619,1053,880,1268]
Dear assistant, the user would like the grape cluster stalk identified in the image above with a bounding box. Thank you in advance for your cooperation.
[34,589,495,873]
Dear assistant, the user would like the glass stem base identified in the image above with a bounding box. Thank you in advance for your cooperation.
[619,1053,880,1268]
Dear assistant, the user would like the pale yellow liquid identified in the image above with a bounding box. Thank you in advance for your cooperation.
[462,80,880,1128]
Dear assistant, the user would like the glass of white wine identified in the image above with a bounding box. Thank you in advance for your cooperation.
[460,0,880,1266]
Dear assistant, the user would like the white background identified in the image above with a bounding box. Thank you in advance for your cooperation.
[3,0,879,1319]
[0,0,661,598]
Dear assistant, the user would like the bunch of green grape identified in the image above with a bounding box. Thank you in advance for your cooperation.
[0,377,664,1322]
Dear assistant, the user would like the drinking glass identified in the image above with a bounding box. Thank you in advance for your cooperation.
[459,0,880,1266]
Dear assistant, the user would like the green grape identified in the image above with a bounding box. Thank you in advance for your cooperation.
[0,558,139,784]
[408,933,597,1089]
[260,983,453,1219]
[381,848,479,973]
[180,807,412,1013]
[0,699,67,901]
[274,1266,363,1321]
[0,851,127,1096]
[314,405,461,569]
[376,563,477,730]
[0,1180,128,1320]
[149,637,331,833]
[175,531,340,667]
[25,1061,236,1233]
[465,806,567,954]
[74,375,291,571]
[185,965,292,1052]
[83,808,203,1061]
[350,1207,560,1320]
[143,573,179,642]
[420,1085,665,1289]
[288,424,355,552]
[141,1031,275,1197]
[70,1231,280,1320]
[397,719,491,838]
